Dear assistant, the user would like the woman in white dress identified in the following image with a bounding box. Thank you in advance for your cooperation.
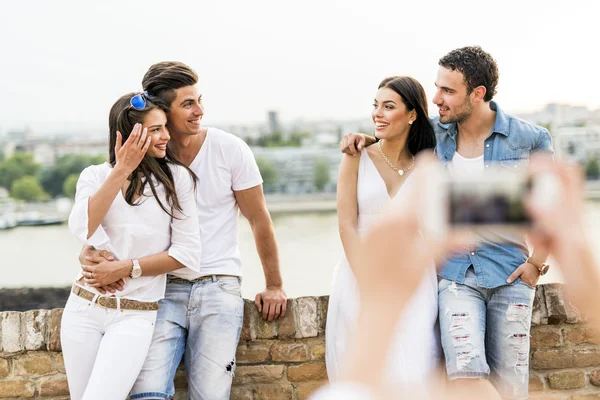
[326,76,440,386]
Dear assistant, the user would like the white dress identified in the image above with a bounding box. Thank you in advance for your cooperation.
[325,149,440,385]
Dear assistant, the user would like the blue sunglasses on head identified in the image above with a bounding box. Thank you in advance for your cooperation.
[130,91,150,110]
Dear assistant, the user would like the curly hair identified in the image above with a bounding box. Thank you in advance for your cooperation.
[439,46,499,102]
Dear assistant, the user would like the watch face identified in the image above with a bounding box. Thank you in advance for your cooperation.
[541,264,550,276]
[132,268,142,278]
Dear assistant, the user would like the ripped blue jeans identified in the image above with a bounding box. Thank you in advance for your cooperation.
[438,268,535,400]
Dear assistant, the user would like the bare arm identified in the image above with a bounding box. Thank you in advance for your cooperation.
[337,154,362,272]
[86,125,151,238]
[235,184,287,321]
[82,251,187,287]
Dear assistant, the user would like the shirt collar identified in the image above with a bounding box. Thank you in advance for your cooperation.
[438,101,510,139]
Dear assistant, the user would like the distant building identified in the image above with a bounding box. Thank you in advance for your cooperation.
[3,136,106,167]
[554,126,600,163]
[252,147,341,194]
[267,110,280,135]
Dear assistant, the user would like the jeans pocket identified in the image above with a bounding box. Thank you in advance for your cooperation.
[217,277,242,297]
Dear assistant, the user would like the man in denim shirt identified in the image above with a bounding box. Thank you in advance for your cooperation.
[433,46,552,400]
[340,46,553,399]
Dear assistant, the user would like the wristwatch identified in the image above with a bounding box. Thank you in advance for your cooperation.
[130,259,142,279]
[527,257,550,276]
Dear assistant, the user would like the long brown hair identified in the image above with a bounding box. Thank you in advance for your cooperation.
[108,92,197,218]
[378,76,436,155]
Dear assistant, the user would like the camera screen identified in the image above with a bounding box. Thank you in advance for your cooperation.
[448,174,531,226]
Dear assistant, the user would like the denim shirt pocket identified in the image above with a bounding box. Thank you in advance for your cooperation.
[499,158,529,172]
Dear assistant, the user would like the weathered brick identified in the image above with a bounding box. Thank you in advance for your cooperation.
[295,380,328,400]
[287,362,327,382]
[294,297,318,339]
[236,342,270,364]
[574,350,600,368]
[0,380,35,398]
[230,386,252,400]
[533,350,574,370]
[548,371,585,390]
[317,296,329,335]
[531,327,562,349]
[13,353,53,376]
[590,370,600,387]
[565,326,600,345]
[277,299,296,339]
[233,365,285,385]
[24,310,48,351]
[270,342,308,362]
[1,312,23,353]
[544,284,568,324]
[52,353,65,374]
[532,286,548,326]
[0,359,9,379]
[529,374,544,391]
[252,301,278,340]
[254,384,293,400]
[46,309,63,351]
[240,300,254,342]
[310,342,326,361]
[39,379,70,396]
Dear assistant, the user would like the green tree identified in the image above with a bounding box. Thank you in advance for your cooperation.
[63,173,80,198]
[10,176,49,202]
[313,157,330,192]
[256,157,279,192]
[0,153,40,190]
[586,158,600,180]
[39,154,105,197]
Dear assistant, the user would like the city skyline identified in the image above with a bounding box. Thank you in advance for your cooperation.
[0,0,598,134]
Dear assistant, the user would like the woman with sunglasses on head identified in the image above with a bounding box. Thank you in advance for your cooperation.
[60,92,202,400]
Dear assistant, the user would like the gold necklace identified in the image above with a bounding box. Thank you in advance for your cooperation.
[377,141,415,176]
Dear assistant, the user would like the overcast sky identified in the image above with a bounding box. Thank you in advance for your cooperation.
[0,0,597,134]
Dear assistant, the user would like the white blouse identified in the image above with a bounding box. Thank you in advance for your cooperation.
[68,162,201,302]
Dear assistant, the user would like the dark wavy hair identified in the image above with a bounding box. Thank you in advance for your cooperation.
[142,61,199,109]
[108,92,197,218]
[439,46,499,102]
[378,76,436,155]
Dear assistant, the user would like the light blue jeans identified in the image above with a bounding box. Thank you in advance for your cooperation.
[130,275,244,400]
[438,268,535,400]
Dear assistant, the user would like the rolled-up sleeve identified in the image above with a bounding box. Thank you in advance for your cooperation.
[167,166,201,272]
[534,127,555,155]
[68,165,110,247]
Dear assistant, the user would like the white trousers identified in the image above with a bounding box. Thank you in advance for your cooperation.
[60,292,157,400]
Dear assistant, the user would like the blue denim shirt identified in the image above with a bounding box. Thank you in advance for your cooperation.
[434,101,554,289]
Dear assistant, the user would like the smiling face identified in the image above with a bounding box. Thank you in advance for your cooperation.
[432,66,474,124]
[165,85,204,137]
[142,108,170,158]
[372,87,416,140]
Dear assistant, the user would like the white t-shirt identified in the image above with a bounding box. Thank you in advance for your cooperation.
[171,127,263,279]
[446,151,484,179]
[68,163,202,301]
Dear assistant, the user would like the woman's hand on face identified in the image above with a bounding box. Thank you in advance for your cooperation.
[114,123,152,175]
[81,260,131,287]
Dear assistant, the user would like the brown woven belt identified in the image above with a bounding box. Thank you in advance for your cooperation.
[71,285,159,311]
[167,274,236,283]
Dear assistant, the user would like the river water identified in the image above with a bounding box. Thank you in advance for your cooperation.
[1,205,599,298]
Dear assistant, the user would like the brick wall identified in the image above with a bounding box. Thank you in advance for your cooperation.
[0,284,599,399]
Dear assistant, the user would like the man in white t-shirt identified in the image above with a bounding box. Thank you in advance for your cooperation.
[82,62,287,400]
